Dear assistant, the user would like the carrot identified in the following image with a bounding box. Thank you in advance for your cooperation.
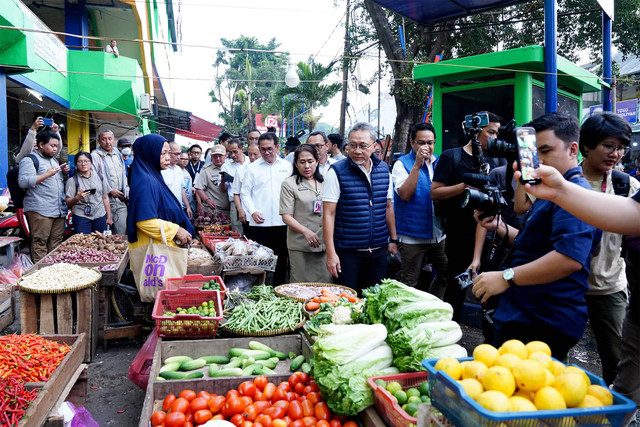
[321,289,340,299]
[306,301,320,311]
[346,295,357,303]
[312,296,320,303]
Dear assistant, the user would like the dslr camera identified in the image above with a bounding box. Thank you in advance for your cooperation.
[460,173,508,220]
[486,119,518,159]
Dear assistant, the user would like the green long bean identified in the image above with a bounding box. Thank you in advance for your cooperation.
[224,298,304,332]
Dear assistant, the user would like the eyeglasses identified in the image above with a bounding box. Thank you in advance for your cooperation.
[347,142,373,151]
[77,160,91,165]
[259,147,275,153]
[601,144,630,156]
[309,144,325,151]
[190,151,201,155]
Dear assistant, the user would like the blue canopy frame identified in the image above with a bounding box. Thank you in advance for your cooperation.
[370,0,612,113]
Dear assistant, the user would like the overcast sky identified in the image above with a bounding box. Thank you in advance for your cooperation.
[168,0,389,143]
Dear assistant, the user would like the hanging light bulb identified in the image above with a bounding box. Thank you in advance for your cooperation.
[285,55,300,88]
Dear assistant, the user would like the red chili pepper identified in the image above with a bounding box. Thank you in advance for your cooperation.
[0,378,39,425]
[0,334,71,382]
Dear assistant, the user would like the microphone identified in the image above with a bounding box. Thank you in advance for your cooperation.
[462,173,491,189]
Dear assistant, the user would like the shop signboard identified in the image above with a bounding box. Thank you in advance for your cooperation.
[590,99,638,123]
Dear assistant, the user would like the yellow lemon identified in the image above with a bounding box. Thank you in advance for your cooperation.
[551,360,566,377]
[460,360,470,371]
[586,385,613,406]
[458,378,484,400]
[512,360,547,392]
[562,366,591,387]
[525,341,552,357]
[544,369,555,387]
[483,366,516,397]
[528,352,553,371]
[495,353,521,371]
[476,390,511,412]
[513,389,534,401]
[533,387,567,410]
[576,395,608,425]
[434,357,462,380]
[462,360,488,382]
[499,339,528,359]
[508,396,537,412]
[577,394,604,408]
[473,344,500,368]
[552,373,587,407]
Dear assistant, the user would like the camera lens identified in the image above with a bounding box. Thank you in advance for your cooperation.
[461,188,493,210]
[486,138,517,157]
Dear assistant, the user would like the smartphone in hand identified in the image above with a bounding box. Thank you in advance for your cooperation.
[42,118,54,126]
[516,127,541,185]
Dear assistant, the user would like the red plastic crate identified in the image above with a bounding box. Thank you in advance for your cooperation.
[166,274,226,299]
[367,372,429,427]
[152,288,223,338]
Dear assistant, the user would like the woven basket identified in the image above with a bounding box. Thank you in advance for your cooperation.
[220,318,306,337]
[18,267,102,294]
[274,283,357,302]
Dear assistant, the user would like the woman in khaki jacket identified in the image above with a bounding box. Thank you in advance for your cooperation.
[279,144,332,283]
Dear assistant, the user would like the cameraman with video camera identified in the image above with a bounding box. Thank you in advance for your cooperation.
[431,111,506,320]
[472,112,601,360]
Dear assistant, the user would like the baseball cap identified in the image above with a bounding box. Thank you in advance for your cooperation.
[117,138,132,147]
[211,145,226,156]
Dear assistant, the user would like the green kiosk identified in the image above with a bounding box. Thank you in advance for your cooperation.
[412,45,603,154]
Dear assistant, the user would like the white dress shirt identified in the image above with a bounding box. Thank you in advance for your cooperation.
[221,154,246,202]
[391,155,445,244]
[322,162,393,203]
[241,157,292,227]
[161,164,185,207]
[317,157,336,177]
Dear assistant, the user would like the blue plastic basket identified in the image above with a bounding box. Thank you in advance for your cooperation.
[422,357,636,427]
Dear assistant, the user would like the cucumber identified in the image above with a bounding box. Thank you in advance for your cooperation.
[290,355,305,371]
[156,376,166,381]
[259,359,277,369]
[248,341,277,356]
[209,368,243,377]
[268,357,280,364]
[257,365,276,375]
[241,357,255,369]
[209,364,219,376]
[159,362,181,373]
[164,355,193,365]
[229,349,272,360]
[241,363,260,376]
[159,370,204,380]
[274,351,287,360]
[180,359,207,371]
[198,355,230,365]
[224,358,243,369]
[301,362,311,374]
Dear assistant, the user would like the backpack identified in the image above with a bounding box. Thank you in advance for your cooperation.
[6,154,39,209]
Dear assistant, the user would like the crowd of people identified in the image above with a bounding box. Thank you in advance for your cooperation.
[11,111,640,422]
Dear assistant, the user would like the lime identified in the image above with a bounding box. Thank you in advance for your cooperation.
[401,403,408,411]
[386,381,403,395]
[420,395,430,403]
[419,382,430,397]
[407,396,422,406]
[375,379,386,388]
[394,390,408,405]
[405,403,419,417]
[406,388,420,399]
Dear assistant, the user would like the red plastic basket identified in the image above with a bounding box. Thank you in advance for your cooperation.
[166,274,227,299]
[367,372,429,427]
[152,288,223,338]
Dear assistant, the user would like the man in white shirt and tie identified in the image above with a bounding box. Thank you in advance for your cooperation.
[306,131,335,177]
[241,133,293,285]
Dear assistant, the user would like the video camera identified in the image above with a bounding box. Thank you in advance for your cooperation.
[460,173,508,220]
[462,112,519,160]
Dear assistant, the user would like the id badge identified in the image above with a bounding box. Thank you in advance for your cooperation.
[84,205,92,216]
[313,199,322,214]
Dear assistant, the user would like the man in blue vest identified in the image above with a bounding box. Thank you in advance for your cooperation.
[392,123,447,296]
[323,122,398,291]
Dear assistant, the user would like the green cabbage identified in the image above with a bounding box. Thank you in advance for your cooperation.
[312,323,388,365]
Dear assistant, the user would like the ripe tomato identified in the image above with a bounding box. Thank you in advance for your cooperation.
[185,422,194,427]
[151,411,166,426]
[213,414,225,420]
[301,400,314,417]
[208,395,226,414]
[294,383,305,395]
[256,414,273,427]
[263,383,276,400]
[230,414,246,427]
[254,401,271,415]
[194,409,213,425]
[284,416,293,426]
[296,373,309,384]
[306,393,320,406]
[254,423,264,427]
[179,389,197,402]
[317,421,330,427]
[287,400,303,420]
[302,386,313,396]
[240,381,257,397]
[240,396,254,408]
[224,397,248,417]
[171,397,190,414]
[272,389,287,402]
[165,411,186,427]
[243,403,259,421]
[329,420,341,427]
[289,374,302,388]
[263,407,286,419]
[302,416,317,427]
[190,397,209,413]
[272,419,287,427]
[254,391,266,402]
[254,375,268,391]
[314,402,330,421]
[286,392,298,402]
[227,389,240,400]
[273,400,289,410]
[290,420,305,427]
[343,422,358,427]
[163,394,176,412]
[197,391,212,401]
[241,422,254,427]
[278,382,291,392]
[307,382,319,393]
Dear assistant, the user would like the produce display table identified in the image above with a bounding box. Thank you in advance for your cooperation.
[19,334,87,427]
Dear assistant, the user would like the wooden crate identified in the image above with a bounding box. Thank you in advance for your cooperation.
[0,284,14,331]
[42,365,88,427]
[221,268,266,291]
[19,288,98,362]
[19,334,87,427]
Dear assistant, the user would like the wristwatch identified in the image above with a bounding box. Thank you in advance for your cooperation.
[389,238,399,244]
[502,268,517,287]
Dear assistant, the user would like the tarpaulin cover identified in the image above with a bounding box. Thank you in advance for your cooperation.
[176,114,224,142]
[370,0,526,24]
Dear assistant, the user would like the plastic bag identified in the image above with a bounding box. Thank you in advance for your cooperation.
[8,254,24,278]
[20,254,34,271]
[58,402,99,427]
[0,267,19,286]
[127,328,158,391]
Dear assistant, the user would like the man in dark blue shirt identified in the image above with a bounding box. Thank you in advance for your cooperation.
[472,113,601,360]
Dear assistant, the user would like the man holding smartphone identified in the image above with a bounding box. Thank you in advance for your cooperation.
[472,112,601,360]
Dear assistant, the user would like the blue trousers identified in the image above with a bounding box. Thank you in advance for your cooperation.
[73,214,107,234]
